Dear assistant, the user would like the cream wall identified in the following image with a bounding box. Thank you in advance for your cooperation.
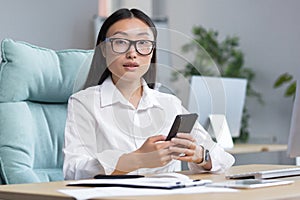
[0,0,98,50]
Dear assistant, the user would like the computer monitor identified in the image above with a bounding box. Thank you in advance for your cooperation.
[287,80,300,157]
[188,76,247,137]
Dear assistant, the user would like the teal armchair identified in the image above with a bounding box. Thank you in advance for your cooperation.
[0,39,93,184]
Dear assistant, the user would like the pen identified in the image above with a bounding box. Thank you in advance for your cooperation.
[174,179,212,188]
[184,179,212,187]
[94,174,144,179]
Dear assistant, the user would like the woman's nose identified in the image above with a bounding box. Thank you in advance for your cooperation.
[126,44,137,59]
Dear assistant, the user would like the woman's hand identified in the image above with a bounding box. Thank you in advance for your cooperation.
[112,135,174,175]
[134,135,174,168]
[169,133,212,169]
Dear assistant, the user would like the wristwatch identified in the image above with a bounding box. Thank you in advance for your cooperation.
[197,147,210,166]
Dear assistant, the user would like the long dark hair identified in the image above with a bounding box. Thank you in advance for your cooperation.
[84,8,157,89]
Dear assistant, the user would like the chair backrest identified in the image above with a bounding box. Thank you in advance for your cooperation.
[0,39,93,184]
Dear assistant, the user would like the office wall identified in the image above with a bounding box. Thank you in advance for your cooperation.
[0,0,98,50]
[163,0,299,164]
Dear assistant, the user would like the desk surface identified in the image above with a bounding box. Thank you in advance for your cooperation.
[226,144,287,154]
[0,164,300,200]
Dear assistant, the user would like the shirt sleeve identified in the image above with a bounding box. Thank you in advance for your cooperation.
[188,122,235,173]
[181,107,235,173]
[63,95,126,180]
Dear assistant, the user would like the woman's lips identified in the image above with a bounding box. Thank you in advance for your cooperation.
[123,63,139,70]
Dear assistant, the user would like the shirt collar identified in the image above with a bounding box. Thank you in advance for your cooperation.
[140,79,163,110]
[100,76,163,110]
[100,76,128,107]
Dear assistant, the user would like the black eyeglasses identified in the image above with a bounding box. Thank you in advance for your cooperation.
[105,38,156,56]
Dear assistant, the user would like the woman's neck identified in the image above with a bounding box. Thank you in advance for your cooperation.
[111,76,143,108]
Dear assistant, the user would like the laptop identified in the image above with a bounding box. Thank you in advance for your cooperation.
[226,167,300,179]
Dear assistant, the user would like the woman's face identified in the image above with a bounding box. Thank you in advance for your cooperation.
[103,18,155,84]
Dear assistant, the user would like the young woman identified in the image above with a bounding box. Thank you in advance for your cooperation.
[63,8,235,180]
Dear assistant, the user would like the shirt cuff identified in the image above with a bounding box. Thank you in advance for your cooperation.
[96,149,126,175]
[188,143,235,173]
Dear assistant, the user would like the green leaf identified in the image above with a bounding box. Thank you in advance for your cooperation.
[273,73,293,88]
[284,81,296,97]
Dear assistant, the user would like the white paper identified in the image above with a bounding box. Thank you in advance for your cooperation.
[67,177,211,189]
[59,186,237,200]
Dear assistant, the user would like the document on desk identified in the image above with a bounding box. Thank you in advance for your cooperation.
[61,176,237,199]
[67,177,211,189]
[59,185,237,200]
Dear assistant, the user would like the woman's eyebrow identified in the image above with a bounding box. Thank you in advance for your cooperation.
[111,31,151,37]
[137,32,151,36]
[112,31,128,36]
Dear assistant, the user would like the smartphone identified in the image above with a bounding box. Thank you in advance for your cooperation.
[165,113,198,141]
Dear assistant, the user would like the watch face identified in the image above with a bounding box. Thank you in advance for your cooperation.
[197,148,210,166]
[204,149,210,162]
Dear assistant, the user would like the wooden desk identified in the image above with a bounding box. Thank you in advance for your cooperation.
[226,144,287,154]
[0,164,300,200]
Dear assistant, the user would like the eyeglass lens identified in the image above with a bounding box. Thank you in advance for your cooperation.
[110,38,154,55]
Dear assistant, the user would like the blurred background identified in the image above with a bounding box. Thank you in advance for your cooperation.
[0,0,299,165]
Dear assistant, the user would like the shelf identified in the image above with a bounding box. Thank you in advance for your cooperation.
[226,144,287,155]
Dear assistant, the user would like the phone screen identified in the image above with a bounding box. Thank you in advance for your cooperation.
[165,113,198,141]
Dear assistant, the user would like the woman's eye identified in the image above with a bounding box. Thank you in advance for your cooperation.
[115,40,127,45]
[138,40,150,45]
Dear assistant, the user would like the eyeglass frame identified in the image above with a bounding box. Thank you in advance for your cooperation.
[104,38,156,56]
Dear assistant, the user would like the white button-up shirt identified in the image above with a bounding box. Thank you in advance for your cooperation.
[63,77,235,180]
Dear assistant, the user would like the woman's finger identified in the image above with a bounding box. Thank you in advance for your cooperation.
[172,155,195,162]
[171,137,197,150]
[155,140,173,149]
[169,146,194,156]
[176,133,196,142]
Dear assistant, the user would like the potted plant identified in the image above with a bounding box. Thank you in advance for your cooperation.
[173,25,262,143]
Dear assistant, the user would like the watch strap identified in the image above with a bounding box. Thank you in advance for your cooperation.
[197,147,210,166]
